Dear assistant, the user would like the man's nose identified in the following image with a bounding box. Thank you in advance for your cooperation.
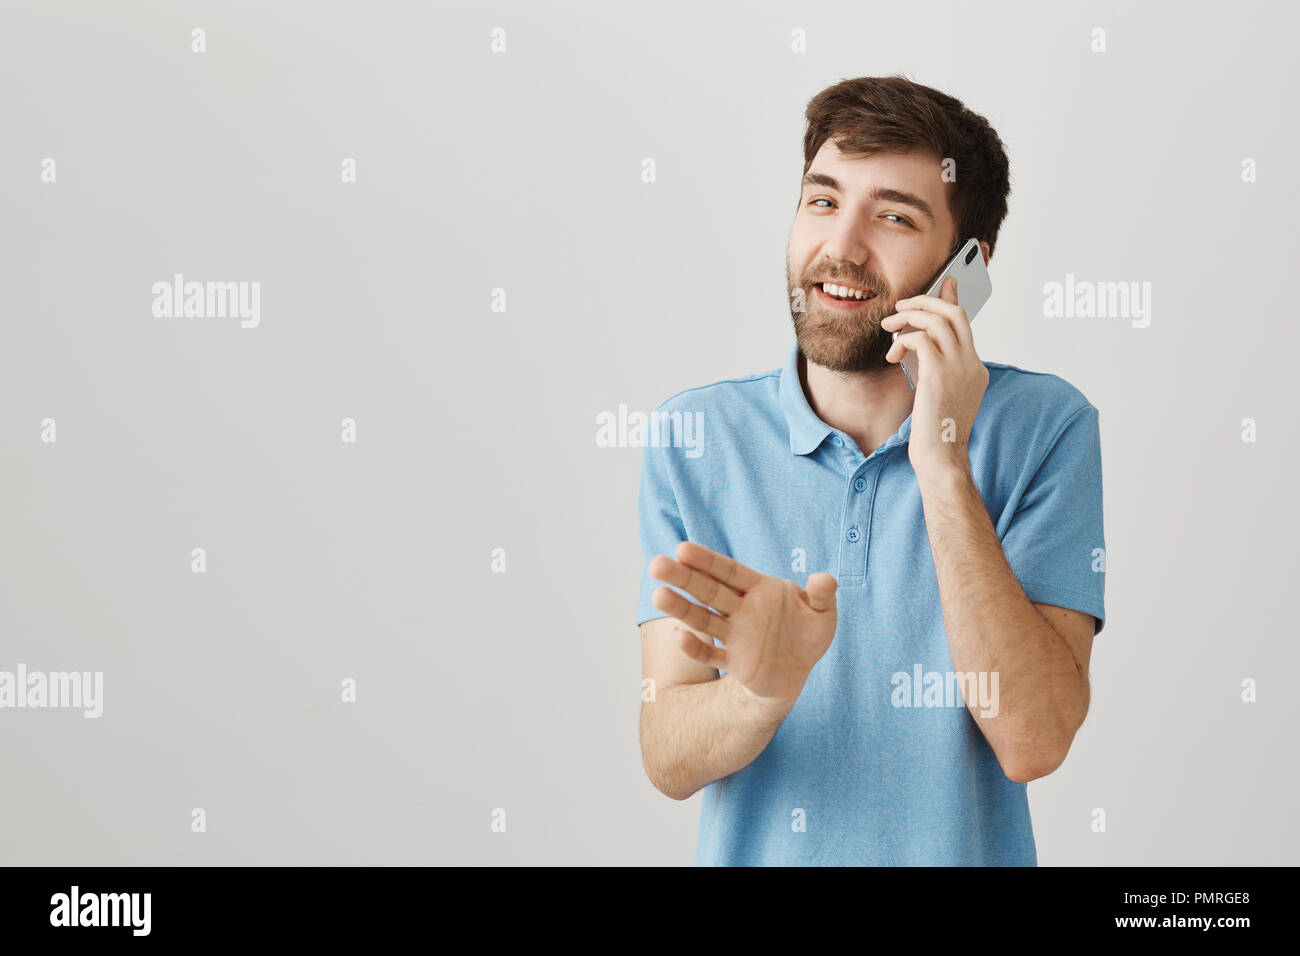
[821,222,875,272]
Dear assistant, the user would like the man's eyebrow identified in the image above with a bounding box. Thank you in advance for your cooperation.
[801,172,937,226]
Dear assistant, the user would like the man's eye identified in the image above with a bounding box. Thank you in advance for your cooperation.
[884,214,914,228]
[808,198,833,208]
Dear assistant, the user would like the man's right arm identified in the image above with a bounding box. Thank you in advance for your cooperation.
[638,616,797,801]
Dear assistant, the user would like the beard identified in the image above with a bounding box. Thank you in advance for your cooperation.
[786,262,900,374]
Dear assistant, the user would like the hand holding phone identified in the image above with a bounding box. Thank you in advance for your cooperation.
[893,237,992,390]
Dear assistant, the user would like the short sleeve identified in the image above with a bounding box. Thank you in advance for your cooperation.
[635,441,690,628]
[1000,403,1107,635]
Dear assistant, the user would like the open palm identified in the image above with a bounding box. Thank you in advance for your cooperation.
[649,541,839,702]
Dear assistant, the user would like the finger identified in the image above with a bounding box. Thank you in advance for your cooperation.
[674,541,762,595]
[803,572,838,613]
[892,285,972,350]
[651,586,733,641]
[893,291,963,320]
[887,309,958,356]
[937,277,974,350]
[648,555,743,616]
[886,330,941,366]
[674,623,728,669]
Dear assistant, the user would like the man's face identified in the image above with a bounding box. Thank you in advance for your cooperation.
[787,141,958,374]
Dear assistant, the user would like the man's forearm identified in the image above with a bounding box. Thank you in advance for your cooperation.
[640,674,795,801]
[917,464,1088,780]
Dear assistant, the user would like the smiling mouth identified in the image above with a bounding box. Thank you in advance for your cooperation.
[815,281,877,303]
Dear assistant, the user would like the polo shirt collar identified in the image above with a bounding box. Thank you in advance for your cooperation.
[779,340,913,456]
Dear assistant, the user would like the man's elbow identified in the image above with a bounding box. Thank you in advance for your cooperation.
[999,725,1080,783]
[639,703,705,801]
[655,781,698,802]
[1001,747,1067,784]
[1002,690,1090,782]
[640,737,698,801]
[643,761,697,801]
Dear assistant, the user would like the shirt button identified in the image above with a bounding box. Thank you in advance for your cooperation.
[846,527,861,543]
[853,477,867,492]
[831,435,844,447]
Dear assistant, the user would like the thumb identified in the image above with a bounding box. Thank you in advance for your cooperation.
[804,572,838,613]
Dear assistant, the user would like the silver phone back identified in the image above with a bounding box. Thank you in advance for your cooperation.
[894,237,992,390]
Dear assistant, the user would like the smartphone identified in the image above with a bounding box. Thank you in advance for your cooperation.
[892,237,991,390]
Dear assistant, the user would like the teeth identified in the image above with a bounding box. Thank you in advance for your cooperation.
[822,282,873,300]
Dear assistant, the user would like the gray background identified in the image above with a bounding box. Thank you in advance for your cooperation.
[1,0,1296,865]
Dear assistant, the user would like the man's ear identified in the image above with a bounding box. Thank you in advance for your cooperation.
[979,240,991,266]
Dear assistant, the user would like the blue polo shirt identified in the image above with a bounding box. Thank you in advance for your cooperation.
[635,340,1106,866]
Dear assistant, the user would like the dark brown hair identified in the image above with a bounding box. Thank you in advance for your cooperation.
[802,75,1011,258]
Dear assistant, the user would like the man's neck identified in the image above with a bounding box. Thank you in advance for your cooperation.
[799,350,916,457]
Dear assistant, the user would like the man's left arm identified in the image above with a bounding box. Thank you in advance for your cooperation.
[915,465,1093,783]
[884,276,1101,783]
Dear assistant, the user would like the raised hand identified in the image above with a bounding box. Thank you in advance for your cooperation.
[649,541,839,704]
